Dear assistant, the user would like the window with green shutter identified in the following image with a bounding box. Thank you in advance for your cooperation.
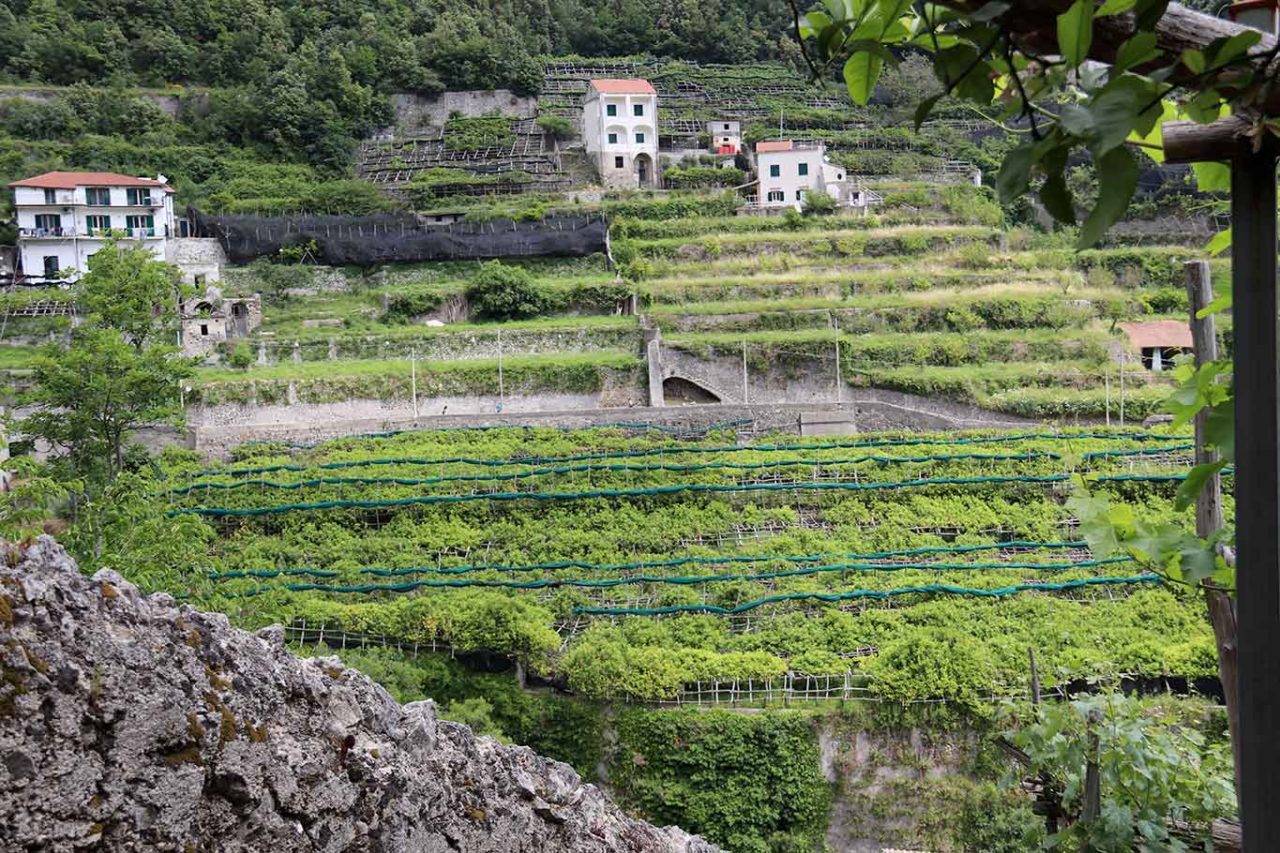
[86,215,111,235]
[126,214,155,236]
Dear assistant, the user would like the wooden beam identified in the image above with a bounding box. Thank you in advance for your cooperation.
[936,0,1280,105]
[1164,116,1256,164]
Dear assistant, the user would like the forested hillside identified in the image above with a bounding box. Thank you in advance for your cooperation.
[0,0,795,94]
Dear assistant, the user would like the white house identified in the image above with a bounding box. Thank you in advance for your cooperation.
[582,79,659,189]
[708,120,741,155]
[753,140,851,209]
[10,171,177,282]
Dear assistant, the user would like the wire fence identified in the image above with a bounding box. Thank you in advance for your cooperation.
[283,620,1076,707]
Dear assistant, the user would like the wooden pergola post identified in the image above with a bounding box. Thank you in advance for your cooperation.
[1165,118,1280,850]
[1228,142,1280,851]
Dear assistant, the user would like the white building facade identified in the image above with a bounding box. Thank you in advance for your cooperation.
[582,79,659,189]
[754,140,851,209]
[10,171,177,282]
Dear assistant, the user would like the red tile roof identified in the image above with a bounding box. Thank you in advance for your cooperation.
[1119,321,1193,350]
[9,171,175,193]
[755,140,795,153]
[588,79,657,95]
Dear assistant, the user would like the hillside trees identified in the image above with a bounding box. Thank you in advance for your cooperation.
[23,244,193,483]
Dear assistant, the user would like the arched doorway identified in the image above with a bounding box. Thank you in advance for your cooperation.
[635,153,654,187]
[663,376,721,405]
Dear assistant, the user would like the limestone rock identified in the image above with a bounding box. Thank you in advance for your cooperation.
[0,537,718,853]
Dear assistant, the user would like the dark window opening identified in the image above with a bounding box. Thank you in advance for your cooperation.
[614,156,624,168]
[663,376,721,405]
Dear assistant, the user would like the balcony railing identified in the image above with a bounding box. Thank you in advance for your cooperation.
[20,226,160,239]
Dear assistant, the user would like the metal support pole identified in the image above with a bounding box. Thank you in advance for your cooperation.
[1104,370,1111,426]
[410,348,418,419]
[741,339,749,405]
[1231,146,1280,852]
[833,317,842,403]
[1119,359,1125,426]
[497,329,505,403]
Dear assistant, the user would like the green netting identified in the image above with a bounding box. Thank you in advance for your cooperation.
[174,469,1224,518]
[209,539,1095,581]
[217,555,1137,598]
[166,450,1063,497]
[572,574,1164,616]
[184,432,1193,481]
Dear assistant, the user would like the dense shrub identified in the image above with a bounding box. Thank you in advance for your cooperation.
[465,261,547,321]
[612,709,831,853]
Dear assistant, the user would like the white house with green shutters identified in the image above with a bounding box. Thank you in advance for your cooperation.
[9,171,177,282]
[753,140,853,209]
[582,79,660,189]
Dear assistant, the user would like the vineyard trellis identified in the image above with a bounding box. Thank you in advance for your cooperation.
[167,426,1226,704]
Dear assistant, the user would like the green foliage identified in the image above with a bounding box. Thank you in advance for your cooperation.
[864,630,996,708]
[535,115,573,139]
[611,709,831,853]
[801,190,836,216]
[1007,693,1236,850]
[22,245,194,482]
[465,261,547,321]
[953,783,1045,852]
[444,115,516,151]
[0,457,68,542]
[662,165,748,190]
[228,342,255,370]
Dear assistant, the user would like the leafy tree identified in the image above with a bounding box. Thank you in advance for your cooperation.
[801,189,836,216]
[22,244,193,483]
[465,261,547,321]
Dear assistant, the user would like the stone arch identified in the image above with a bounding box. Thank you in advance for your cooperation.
[662,375,721,405]
[634,152,656,187]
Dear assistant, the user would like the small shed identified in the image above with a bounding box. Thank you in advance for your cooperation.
[1119,320,1193,371]
[707,120,741,154]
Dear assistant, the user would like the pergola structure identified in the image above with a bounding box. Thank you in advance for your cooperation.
[926,1,1279,847]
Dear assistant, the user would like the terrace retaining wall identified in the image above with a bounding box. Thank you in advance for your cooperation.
[186,390,1040,457]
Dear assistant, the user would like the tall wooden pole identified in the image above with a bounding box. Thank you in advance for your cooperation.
[1230,145,1280,851]
[1185,259,1240,799]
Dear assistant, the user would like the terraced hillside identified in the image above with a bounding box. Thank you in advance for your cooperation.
[160,424,1221,705]
[614,188,1226,419]
[138,185,1226,440]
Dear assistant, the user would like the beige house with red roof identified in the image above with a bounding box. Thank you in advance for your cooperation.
[754,140,852,209]
[582,79,659,189]
[10,171,177,282]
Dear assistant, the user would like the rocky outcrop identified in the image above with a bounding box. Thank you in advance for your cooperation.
[0,538,718,853]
